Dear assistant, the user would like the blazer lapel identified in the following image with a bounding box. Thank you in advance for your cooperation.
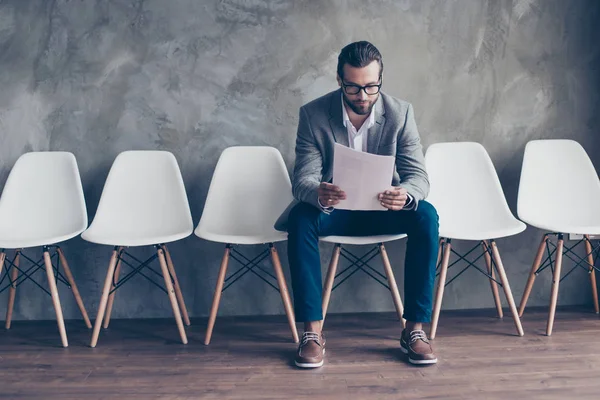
[367,95,386,154]
[329,89,350,147]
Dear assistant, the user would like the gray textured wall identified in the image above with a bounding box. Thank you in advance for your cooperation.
[0,0,599,322]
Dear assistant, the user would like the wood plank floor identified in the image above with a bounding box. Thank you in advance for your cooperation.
[1,307,600,399]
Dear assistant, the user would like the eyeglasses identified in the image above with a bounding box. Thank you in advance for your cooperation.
[342,78,382,95]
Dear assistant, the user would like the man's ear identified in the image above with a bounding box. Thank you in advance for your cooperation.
[336,74,342,87]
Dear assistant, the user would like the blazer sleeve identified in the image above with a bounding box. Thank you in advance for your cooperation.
[291,106,322,209]
[396,103,430,208]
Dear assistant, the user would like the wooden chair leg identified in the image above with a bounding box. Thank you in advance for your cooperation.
[379,243,405,329]
[43,248,68,348]
[157,247,187,345]
[482,241,503,319]
[546,236,564,336]
[519,235,548,317]
[56,248,92,329]
[103,251,122,329]
[205,246,231,345]
[584,236,599,314]
[90,248,120,348]
[5,250,20,329]
[163,245,191,326]
[490,241,524,337]
[321,244,341,327]
[269,244,299,344]
[430,239,451,339]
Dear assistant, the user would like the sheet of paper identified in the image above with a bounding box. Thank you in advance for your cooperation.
[332,143,395,211]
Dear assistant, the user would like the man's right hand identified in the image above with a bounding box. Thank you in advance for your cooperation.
[318,182,346,207]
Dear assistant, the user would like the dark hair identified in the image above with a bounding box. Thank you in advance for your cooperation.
[337,41,383,80]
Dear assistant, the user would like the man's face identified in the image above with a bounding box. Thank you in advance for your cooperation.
[337,60,381,116]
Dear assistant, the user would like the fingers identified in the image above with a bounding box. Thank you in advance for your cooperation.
[379,198,406,211]
[323,198,341,206]
[379,187,408,210]
[319,182,339,190]
[319,182,346,200]
[378,192,407,202]
[319,182,344,193]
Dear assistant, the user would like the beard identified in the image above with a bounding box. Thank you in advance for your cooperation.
[342,93,377,116]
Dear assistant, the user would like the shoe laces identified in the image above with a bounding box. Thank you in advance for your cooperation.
[409,330,430,344]
[301,331,321,347]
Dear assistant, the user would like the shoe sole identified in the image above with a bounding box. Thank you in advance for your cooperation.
[408,357,438,365]
[295,349,325,368]
[400,343,437,365]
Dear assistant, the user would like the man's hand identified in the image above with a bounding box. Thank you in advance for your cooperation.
[318,182,346,207]
[378,187,408,211]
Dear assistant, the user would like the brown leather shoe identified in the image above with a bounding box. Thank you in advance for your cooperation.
[400,329,437,365]
[294,331,326,368]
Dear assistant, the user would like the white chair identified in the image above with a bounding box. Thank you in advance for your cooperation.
[0,152,90,347]
[320,234,407,328]
[517,139,600,335]
[82,151,193,347]
[426,142,525,339]
[196,146,298,345]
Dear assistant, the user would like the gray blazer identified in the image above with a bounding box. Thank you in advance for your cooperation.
[275,89,429,231]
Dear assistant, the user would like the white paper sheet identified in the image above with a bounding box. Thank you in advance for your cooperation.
[332,143,395,211]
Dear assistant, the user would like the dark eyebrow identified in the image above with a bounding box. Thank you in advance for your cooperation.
[343,80,380,86]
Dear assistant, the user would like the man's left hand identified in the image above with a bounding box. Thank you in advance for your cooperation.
[378,187,408,211]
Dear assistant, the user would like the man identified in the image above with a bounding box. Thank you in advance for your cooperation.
[281,41,439,368]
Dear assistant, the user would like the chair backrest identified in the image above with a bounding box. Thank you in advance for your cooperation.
[517,139,600,232]
[425,142,518,239]
[85,151,193,241]
[196,146,293,239]
[0,152,87,243]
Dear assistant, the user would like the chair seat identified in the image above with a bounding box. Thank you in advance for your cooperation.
[519,219,600,236]
[81,227,192,247]
[320,234,407,245]
[194,229,287,245]
[439,219,526,241]
[0,230,84,249]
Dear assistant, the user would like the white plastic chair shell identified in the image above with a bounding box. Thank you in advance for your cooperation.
[0,152,87,249]
[425,142,526,240]
[517,139,600,235]
[194,146,292,245]
[81,151,193,246]
[320,234,406,245]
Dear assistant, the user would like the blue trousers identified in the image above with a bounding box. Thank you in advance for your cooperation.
[287,201,439,323]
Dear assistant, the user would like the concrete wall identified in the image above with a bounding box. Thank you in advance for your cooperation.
[0,0,599,321]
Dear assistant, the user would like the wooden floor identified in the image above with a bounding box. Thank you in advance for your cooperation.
[1,307,600,399]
